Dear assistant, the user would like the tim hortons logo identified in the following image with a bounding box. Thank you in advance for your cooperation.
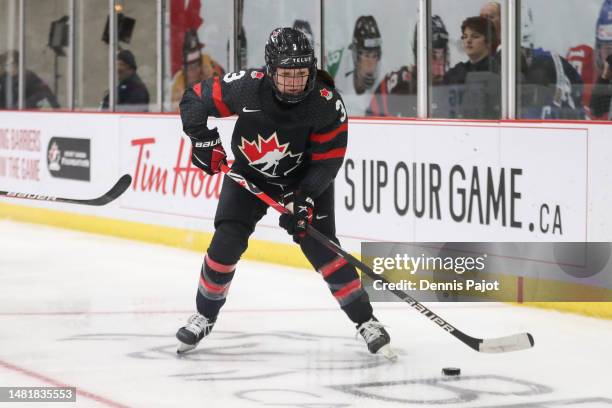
[238,132,302,178]
[130,137,225,199]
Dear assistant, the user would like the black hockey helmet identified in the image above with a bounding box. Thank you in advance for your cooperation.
[349,16,382,90]
[412,15,449,59]
[350,15,382,57]
[265,27,317,104]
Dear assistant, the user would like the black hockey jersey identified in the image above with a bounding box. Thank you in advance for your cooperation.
[366,66,417,117]
[179,69,348,198]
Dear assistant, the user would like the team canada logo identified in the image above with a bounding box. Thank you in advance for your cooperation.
[239,132,302,178]
[320,88,333,101]
[48,142,61,171]
[251,71,265,79]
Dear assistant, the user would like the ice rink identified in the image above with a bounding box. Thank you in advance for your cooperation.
[1,219,611,407]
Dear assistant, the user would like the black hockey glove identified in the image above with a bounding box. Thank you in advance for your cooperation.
[279,190,314,243]
[189,128,227,176]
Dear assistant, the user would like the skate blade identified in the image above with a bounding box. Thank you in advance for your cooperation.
[378,344,398,362]
[176,341,196,354]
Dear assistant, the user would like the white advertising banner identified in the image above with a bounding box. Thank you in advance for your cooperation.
[0,112,119,207]
[336,121,588,244]
[1,111,608,252]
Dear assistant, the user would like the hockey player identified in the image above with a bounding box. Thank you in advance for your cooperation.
[326,15,382,116]
[366,15,449,117]
[566,44,596,117]
[590,0,612,119]
[176,28,394,360]
[293,19,314,48]
[519,5,585,119]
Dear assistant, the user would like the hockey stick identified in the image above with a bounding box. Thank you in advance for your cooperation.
[220,164,534,353]
[0,174,132,206]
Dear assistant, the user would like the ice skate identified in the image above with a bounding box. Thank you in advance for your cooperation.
[356,316,397,361]
[176,313,215,354]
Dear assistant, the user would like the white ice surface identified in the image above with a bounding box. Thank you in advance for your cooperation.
[1,219,611,408]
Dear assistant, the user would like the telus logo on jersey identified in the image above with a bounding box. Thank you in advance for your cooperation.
[239,133,302,178]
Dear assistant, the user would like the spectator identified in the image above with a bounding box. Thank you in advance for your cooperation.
[326,15,382,116]
[444,17,499,84]
[0,50,60,110]
[591,54,612,119]
[518,5,584,119]
[170,29,225,111]
[101,50,150,112]
[479,2,501,49]
[480,1,502,67]
[367,15,449,117]
[590,0,612,119]
[442,16,501,119]
[566,44,596,117]
[293,19,314,47]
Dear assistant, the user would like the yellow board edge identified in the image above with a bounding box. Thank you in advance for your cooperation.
[0,202,311,269]
[2,202,611,320]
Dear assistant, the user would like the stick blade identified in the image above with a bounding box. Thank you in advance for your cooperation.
[479,333,534,353]
[88,174,132,206]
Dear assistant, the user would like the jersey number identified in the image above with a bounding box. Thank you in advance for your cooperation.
[223,71,246,83]
[336,99,347,122]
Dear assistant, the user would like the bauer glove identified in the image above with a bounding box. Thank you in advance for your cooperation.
[189,127,227,176]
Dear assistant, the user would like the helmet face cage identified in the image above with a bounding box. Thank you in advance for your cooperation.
[265,27,317,104]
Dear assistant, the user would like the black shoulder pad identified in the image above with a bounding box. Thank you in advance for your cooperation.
[316,69,335,88]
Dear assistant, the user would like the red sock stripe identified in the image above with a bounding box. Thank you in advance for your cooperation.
[320,257,348,278]
[333,279,362,301]
[199,275,228,295]
[205,255,236,273]
[310,122,348,144]
[212,77,231,117]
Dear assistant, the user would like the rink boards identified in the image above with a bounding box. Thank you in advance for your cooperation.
[1,111,611,317]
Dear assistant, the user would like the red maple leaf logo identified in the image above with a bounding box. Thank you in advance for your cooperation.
[239,133,287,163]
[320,88,332,100]
[239,133,303,177]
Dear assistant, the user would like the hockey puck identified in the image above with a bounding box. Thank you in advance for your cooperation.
[442,367,461,376]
